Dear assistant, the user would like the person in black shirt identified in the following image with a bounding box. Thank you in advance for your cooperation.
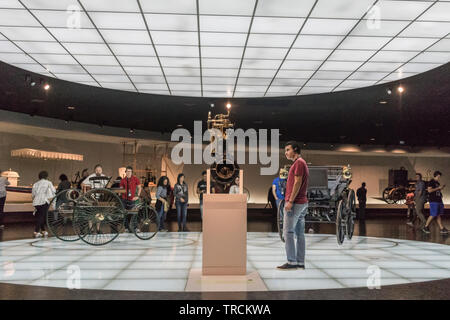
[197,170,215,220]
[356,182,367,220]
[422,171,448,234]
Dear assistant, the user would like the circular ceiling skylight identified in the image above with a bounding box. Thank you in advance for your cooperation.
[0,0,449,97]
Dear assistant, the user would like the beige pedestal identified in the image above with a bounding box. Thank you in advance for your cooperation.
[202,193,247,275]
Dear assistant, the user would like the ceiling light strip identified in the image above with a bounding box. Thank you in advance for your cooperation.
[17,0,102,87]
[296,0,380,95]
[263,0,318,96]
[331,0,439,92]
[136,0,171,95]
[77,0,138,92]
[232,0,259,98]
[374,32,450,85]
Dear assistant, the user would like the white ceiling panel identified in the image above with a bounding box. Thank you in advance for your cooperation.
[156,45,197,58]
[49,28,103,43]
[139,0,197,14]
[370,50,418,62]
[0,9,39,26]
[418,2,450,22]
[255,0,317,17]
[151,31,197,45]
[199,0,255,16]
[0,26,54,41]
[201,32,247,46]
[245,47,288,59]
[117,56,160,67]
[201,46,244,59]
[302,19,356,35]
[400,21,450,38]
[90,12,145,30]
[145,14,197,31]
[328,49,376,62]
[101,29,151,44]
[202,58,240,69]
[30,9,93,28]
[247,33,296,47]
[20,0,79,10]
[2,0,447,97]
[109,44,155,56]
[0,52,35,63]
[311,0,375,19]
[200,16,251,33]
[383,37,439,51]
[74,54,118,66]
[241,59,282,69]
[339,36,391,50]
[293,35,345,49]
[29,53,77,64]
[287,48,332,60]
[351,20,410,37]
[372,1,432,20]
[81,0,140,13]
[251,17,304,34]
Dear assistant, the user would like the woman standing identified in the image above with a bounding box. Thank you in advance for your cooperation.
[229,176,240,194]
[32,171,56,238]
[0,170,10,229]
[155,176,169,232]
[174,173,189,232]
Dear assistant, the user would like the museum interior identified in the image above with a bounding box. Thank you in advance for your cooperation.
[0,0,449,302]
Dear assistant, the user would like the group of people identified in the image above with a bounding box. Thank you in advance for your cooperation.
[406,171,447,234]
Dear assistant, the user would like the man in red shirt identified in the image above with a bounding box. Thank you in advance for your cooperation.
[120,166,142,232]
[277,141,309,270]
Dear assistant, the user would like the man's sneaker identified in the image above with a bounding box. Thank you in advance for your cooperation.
[277,263,297,270]
[422,226,431,234]
[297,264,305,270]
[406,222,414,227]
[33,232,42,238]
[42,231,48,237]
[440,227,449,234]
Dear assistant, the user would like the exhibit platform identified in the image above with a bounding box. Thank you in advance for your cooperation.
[0,232,448,299]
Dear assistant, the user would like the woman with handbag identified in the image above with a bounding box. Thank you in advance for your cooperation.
[155,176,169,232]
[31,171,56,238]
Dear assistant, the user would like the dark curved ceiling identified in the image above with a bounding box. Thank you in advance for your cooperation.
[0,60,449,147]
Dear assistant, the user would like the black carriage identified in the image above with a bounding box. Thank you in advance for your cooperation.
[277,165,356,245]
[46,176,159,246]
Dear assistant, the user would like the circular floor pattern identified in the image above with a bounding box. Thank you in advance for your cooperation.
[0,232,449,292]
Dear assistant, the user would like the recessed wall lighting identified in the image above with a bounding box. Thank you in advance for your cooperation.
[397,86,404,93]
[43,83,50,90]
[379,101,387,104]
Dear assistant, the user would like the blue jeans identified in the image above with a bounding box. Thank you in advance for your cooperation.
[157,205,166,230]
[176,201,188,229]
[199,201,203,220]
[283,202,308,265]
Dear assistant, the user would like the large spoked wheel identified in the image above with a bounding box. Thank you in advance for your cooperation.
[46,189,81,242]
[277,200,285,243]
[382,187,395,204]
[346,189,356,240]
[392,188,406,205]
[336,199,346,245]
[132,202,159,240]
[73,188,125,246]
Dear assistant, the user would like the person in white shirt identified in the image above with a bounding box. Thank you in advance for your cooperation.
[0,170,11,229]
[229,176,240,194]
[31,171,56,238]
[81,164,108,191]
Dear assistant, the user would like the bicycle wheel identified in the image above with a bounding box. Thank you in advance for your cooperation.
[132,202,159,240]
[336,199,346,245]
[277,200,285,243]
[73,188,124,246]
[46,189,81,242]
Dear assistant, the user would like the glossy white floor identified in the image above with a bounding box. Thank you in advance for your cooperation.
[0,232,449,292]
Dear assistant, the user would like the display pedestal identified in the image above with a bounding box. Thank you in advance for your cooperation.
[202,184,247,275]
